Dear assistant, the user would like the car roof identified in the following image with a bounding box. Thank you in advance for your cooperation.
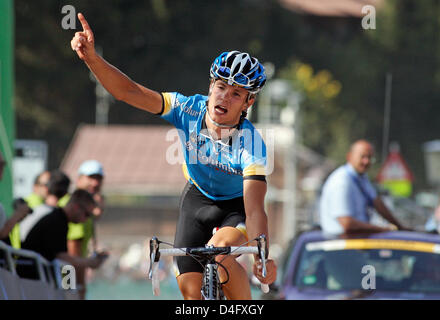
[299,230,440,244]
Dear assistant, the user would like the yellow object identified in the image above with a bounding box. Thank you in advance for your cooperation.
[307,239,440,254]
[9,224,20,249]
[67,219,94,256]
[243,163,266,176]
[161,92,173,115]
[59,193,93,257]
[24,193,44,209]
[381,180,412,198]
[57,193,70,207]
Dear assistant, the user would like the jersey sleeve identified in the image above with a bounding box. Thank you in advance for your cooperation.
[240,126,267,181]
[159,92,201,131]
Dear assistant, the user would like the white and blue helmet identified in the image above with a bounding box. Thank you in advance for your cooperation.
[210,51,267,94]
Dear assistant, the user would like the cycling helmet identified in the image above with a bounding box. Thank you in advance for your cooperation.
[210,51,266,94]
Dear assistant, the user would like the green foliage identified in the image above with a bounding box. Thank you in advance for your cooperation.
[13,0,440,190]
[279,61,349,161]
[14,0,284,167]
[275,1,440,189]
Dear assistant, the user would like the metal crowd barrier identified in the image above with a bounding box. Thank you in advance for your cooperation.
[0,240,79,300]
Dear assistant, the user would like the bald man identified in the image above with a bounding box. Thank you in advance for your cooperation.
[319,140,408,235]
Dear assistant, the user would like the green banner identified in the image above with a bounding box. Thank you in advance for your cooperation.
[0,0,15,217]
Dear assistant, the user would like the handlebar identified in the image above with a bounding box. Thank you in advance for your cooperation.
[148,235,270,296]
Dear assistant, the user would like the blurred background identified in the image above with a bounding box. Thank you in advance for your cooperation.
[1,0,440,299]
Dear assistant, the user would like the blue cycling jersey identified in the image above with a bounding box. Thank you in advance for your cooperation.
[160,92,267,201]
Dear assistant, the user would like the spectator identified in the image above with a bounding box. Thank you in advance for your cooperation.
[59,160,105,299]
[25,170,50,209]
[319,139,408,235]
[22,189,107,272]
[0,150,32,243]
[20,170,71,242]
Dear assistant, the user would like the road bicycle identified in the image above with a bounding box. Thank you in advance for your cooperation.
[148,235,270,300]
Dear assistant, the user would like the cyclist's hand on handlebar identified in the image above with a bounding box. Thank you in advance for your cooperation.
[71,13,96,61]
[253,259,277,285]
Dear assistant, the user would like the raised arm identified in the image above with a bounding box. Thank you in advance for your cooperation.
[71,13,162,114]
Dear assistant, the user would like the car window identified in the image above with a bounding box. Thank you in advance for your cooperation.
[294,245,440,293]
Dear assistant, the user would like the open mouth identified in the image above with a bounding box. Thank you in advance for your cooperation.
[214,105,228,114]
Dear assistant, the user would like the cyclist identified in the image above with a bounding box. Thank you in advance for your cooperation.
[71,13,277,300]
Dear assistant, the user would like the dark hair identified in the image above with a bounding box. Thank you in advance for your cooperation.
[69,189,96,207]
[48,170,71,199]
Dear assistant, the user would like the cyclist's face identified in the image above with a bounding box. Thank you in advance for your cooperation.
[207,80,253,126]
[347,141,375,174]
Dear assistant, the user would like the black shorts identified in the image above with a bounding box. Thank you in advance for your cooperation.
[173,182,246,276]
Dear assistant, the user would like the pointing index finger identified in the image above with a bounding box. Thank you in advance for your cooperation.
[78,13,92,32]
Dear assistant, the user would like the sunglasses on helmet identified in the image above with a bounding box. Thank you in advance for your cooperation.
[214,65,251,87]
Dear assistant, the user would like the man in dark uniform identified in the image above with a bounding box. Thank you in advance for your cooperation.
[22,189,107,273]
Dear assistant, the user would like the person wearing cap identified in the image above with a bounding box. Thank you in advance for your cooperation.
[59,159,105,299]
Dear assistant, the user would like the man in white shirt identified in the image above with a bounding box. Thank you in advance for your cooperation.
[319,140,408,235]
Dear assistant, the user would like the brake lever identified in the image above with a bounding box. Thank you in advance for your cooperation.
[148,237,160,279]
[257,235,268,277]
[257,235,270,293]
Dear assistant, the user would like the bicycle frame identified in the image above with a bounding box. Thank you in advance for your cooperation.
[148,235,270,300]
